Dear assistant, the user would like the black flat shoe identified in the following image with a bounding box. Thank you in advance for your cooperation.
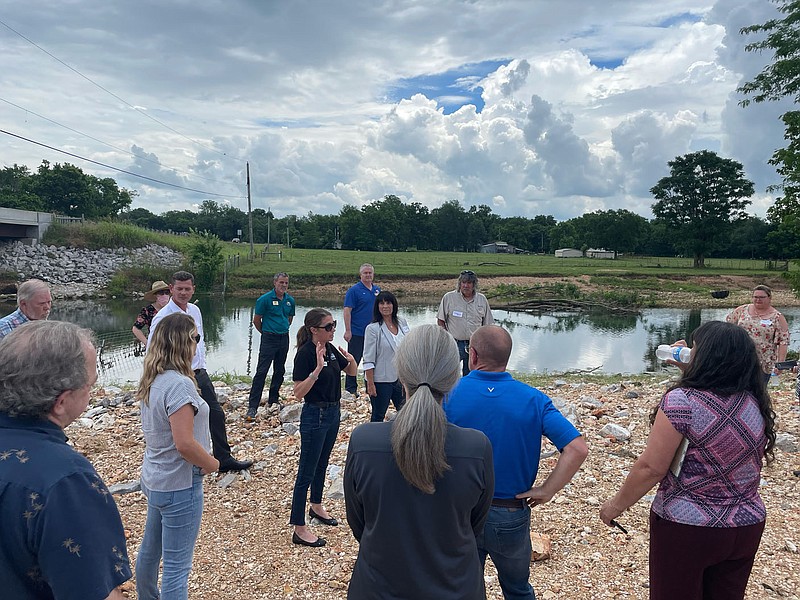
[309,507,338,526]
[292,532,326,547]
[218,458,254,473]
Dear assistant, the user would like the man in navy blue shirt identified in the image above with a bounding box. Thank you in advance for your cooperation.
[445,325,588,600]
[0,320,131,600]
[343,263,380,395]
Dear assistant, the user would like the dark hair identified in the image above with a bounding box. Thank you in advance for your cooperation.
[372,291,399,325]
[668,320,776,464]
[171,270,195,285]
[296,308,332,347]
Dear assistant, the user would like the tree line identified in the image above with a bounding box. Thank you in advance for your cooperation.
[0,153,788,262]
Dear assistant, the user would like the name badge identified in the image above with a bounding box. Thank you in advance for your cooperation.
[272,300,279,305]
[760,319,772,326]
[453,311,464,318]
[374,290,379,296]
[401,325,410,334]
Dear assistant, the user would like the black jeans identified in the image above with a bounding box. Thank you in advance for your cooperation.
[345,334,365,394]
[194,368,232,462]
[248,332,289,410]
[369,380,404,422]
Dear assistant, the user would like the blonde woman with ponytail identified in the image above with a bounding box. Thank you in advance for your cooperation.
[135,313,218,600]
[344,324,494,600]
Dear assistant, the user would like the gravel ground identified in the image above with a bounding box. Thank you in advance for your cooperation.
[70,373,800,600]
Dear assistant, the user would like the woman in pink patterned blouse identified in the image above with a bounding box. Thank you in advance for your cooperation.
[725,285,789,382]
[600,321,776,600]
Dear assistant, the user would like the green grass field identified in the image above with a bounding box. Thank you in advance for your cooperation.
[36,222,795,298]
[221,244,793,289]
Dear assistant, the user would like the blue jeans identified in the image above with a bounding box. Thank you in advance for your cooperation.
[136,470,204,600]
[456,339,471,376]
[289,402,340,525]
[370,380,405,422]
[477,506,535,600]
[248,332,289,409]
[345,335,365,394]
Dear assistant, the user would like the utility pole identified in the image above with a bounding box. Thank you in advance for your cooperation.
[246,162,254,259]
[267,205,271,251]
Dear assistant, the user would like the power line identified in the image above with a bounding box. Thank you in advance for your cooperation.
[0,128,246,199]
[0,17,243,164]
[0,95,242,190]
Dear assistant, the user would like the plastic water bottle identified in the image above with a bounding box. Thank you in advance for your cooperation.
[656,344,692,363]
[770,372,780,387]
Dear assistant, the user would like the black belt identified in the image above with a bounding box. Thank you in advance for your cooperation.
[491,497,525,508]
[456,339,469,343]
[263,331,289,336]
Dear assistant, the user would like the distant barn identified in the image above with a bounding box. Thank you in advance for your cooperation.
[481,241,516,254]
[554,248,583,258]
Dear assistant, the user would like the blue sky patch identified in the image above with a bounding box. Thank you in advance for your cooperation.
[386,59,510,114]
[589,57,624,70]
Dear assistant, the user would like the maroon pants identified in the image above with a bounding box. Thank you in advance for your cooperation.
[649,510,765,600]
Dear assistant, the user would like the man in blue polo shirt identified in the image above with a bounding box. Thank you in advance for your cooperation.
[246,272,295,421]
[444,325,588,600]
[343,263,380,396]
[0,320,132,600]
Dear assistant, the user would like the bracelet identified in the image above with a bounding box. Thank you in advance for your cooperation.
[309,372,319,381]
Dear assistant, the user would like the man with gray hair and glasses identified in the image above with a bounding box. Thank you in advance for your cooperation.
[437,270,493,375]
[246,271,295,421]
[0,278,52,339]
[0,320,132,599]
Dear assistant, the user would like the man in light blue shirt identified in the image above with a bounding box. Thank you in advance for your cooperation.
[0,279,51,339]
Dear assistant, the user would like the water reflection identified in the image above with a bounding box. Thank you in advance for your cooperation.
[2,298,797,385]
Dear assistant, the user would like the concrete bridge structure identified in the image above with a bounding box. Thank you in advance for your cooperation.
[0,207,80,243]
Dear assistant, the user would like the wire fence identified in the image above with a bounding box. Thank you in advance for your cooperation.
[95,330,144,385]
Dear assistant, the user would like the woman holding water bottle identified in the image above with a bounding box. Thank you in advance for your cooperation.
[601,321,775,600]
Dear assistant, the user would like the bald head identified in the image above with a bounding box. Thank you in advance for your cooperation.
[469,325,512,372]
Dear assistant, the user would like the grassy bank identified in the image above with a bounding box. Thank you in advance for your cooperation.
[20,221,797,306]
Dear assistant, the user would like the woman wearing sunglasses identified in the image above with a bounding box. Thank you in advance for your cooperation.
[135,312,218,600]
[290,308,357,547]
[132,280,172,347]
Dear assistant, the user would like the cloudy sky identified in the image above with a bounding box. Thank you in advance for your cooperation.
[0,0,791,222]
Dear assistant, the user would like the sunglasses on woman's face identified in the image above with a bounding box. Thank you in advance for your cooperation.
[316,320,337,332]
[191,333,201,343]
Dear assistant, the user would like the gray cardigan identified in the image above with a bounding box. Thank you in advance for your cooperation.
[362,317,409,383]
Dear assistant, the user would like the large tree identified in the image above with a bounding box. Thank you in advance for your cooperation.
[739,2,800,237]
[650,150,754,267]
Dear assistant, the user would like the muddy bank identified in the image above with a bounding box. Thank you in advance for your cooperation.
[284,274,800,309]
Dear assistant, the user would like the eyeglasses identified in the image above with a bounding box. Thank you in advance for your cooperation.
[316,320,337,332]
[460,270,475,276]
[752,295,769,299]
[191,333,201,343]
[156,290,170,296]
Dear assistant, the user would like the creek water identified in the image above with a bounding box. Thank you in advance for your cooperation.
[6,297,800,385]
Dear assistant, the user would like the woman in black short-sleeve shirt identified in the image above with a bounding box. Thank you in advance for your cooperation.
[290,308,356,547]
